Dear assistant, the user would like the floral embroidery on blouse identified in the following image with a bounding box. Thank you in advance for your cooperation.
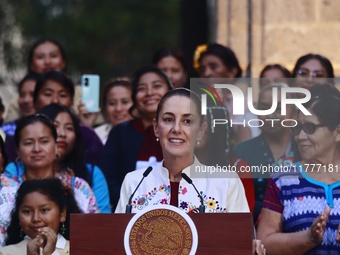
[58,173,99,213]
[0,175,19,246]
[132,184,228,213]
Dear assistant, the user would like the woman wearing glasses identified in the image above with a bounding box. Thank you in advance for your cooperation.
[292,53,334,91]
[257,84,340,254]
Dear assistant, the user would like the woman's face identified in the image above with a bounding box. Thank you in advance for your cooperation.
[295,111,339,163]
[54,112,76,160]
[35,80,73,110]
[135,72,169,117]
[19,191,66,239]
[295,59,328,90]
[105,86,133,126]
[154,95,204,160]
[199,54,237,78]
[257,88,295,136]
[18,122,57,171]
[30,42,65,74]
[260,69,288,88]
[156,56,186,88]
[18,79,36,117]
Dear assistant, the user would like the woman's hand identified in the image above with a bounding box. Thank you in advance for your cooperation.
[252,239,266,255]
[309,206,331,244]
[78,101,100,127]
[336,223,340,243]
[27,227,57,255]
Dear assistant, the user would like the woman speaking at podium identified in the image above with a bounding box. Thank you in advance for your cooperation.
[115,88,265,254]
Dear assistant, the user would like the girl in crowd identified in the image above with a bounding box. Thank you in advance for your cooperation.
[5,114,98,213]
[193,43,258,144]
[257,84,340,254]
[233,84,300,223]
[6,104,111,213]
[0,178,81,254]
[94,78,133,144]
[152,47,188,88]
[4,38,66,123]
[2,73,40,138]
[0,136,19,247]
[28,38,67,75]
[115,88,265,254]
[32,71,103,165]
[99,66,173,211]
[292,53,334,90]
[259,64,291,88]
[39,104,110,212]
[194,105,255,213]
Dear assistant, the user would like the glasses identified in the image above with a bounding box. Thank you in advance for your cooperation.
[290,122,328,135]
[296,69,326,78]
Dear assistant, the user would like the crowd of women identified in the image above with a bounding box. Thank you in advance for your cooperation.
[0,37,339,254]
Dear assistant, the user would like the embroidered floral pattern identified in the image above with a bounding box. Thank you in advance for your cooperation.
[131,183,228,213]
[58,173,99,213]
[133,185,171,210]
[0,175,19,246]
[206,199,217,209]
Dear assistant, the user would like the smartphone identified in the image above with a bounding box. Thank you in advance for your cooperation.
[81,74,100,112]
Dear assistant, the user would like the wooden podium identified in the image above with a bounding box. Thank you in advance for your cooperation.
[70,213,253,254]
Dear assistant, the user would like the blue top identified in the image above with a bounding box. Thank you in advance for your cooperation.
[4,162,111,213]
[2,120,17,137]
[263,163,340,254]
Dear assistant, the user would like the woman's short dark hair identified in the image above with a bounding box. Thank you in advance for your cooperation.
[37,104,90,184]
[0,135,8,169]
[5,178,81,245]
[18,73,41,93]
[28,38,67,74]
[129,66,173,117]
[303,84,340,131]
[33,71,75,105]
[152,47,187,72]
[292,53,334,78]
[260,64,291,79]
[14,114,57,148]
[196,43,242,78]
[155,88,203,124]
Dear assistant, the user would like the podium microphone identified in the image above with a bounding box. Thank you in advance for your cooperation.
[181,173,205,213]
[125,166,153,213]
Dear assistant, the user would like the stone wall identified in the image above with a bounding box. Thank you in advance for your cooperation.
[216,0,340,78]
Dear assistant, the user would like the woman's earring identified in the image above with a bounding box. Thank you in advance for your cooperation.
[15,155,22,163]
[197,140,200,145]
[156,137,159,142]
[60,222,66,235]
[20,228,24,238]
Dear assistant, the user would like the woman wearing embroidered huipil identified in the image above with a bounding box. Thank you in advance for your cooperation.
[0,136,19,247]
[257,84,340,254]
[115,88,249,213]
[115,88,265,254]
[7,114,98,214]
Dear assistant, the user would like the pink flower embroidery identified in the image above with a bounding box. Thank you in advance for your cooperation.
[160,199,168,204]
